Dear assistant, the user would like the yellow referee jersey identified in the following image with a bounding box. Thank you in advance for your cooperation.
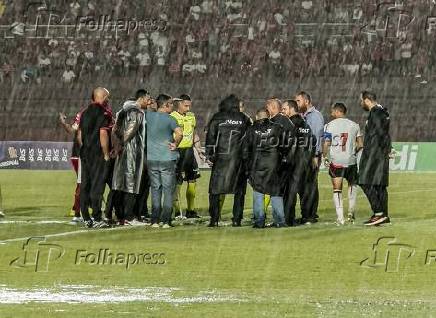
[170,111,196,148]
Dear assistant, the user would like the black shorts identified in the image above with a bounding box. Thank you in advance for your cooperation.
[176,147,200,184]
[328,164,358,184]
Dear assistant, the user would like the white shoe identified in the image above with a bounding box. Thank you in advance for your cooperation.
[92,221,110,228]
[335,219,345,226]
[70,216,82,224]
[0,211,5,218]
[130,219,145,226]
[162,224,171,229]
[151,223,160,228]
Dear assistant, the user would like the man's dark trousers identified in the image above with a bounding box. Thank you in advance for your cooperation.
[360,185,388,216]
[80,156,110,221]
[209,191,245,224]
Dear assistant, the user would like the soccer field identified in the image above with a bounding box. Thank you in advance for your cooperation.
[0,170,436,317]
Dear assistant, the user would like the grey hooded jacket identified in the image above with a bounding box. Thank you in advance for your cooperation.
[112,100,147,194]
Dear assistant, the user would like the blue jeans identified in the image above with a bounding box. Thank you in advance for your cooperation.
[253,191,285,227]
[147,160,177,224]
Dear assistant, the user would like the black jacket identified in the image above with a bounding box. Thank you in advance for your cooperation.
[270,113,297,163]
[205,102,252,195]
[358,105,391,186]
[289,114,316,166]
[243,118,286,196]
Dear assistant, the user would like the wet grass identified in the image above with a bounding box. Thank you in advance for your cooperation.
[0,170,436,317]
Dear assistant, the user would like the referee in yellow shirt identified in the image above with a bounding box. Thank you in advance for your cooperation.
[171,94,201,219]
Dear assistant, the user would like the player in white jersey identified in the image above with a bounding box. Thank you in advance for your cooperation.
[323,102,363,225]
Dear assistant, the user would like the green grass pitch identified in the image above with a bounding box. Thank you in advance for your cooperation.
[1,170,436,317]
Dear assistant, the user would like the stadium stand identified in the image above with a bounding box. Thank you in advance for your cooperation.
[1,0,436,141]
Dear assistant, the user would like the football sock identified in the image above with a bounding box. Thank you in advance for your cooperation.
[73,183,81,217]
[348,185,358,215]
[264,195,271,212]
[333,190,344,222]
[186,182,196,211]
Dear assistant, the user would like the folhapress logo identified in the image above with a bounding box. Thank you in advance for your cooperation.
[360,237,415,273]
[9,237,65,272]
[75,249,166,270]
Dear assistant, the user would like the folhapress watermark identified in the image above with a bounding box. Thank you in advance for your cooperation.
[360,237,415,273]
[3,4,166,40]
[360,236,436,273]
[9,237,65,272]
[9,237,167,272]
[75,249,166,270]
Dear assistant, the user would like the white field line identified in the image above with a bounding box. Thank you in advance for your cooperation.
[0,225,136,244]
[0,285,243,304]
[0,220,68,224]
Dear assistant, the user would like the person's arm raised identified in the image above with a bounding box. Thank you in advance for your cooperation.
[59,112,75,135]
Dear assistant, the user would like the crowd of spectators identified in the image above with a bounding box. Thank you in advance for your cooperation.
[1,0,436,85]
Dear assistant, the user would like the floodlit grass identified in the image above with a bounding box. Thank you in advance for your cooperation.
[1,170,436,317]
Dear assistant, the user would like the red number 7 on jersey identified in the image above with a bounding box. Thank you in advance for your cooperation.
[340,133,348,152]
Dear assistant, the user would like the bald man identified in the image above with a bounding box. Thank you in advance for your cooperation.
[78,87,113,228]
[266,98,296,151]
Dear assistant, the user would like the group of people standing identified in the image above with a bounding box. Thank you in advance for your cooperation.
[205,90,391,228]
[60,88,202,228]
[60,88,392,229]
[205,94,321,228]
